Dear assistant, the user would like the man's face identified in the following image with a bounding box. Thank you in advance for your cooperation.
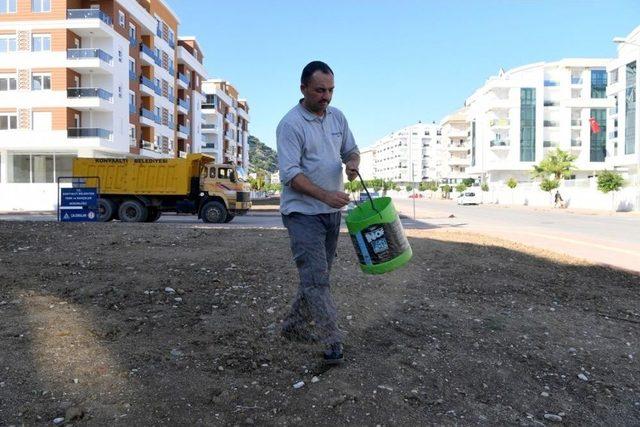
[301,71,334,114]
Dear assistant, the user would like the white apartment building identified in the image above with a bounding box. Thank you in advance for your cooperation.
[201,79,250,169]
[0,0,209,211]
[366,122,443,185]
[439,107,471,184]
[607,25,639,183]
[464,59,613,184]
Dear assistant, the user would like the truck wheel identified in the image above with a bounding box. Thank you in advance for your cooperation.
[118,199,148,222]
[145,207,162,222]
[201,201,227,223]
[224,214,235,223]
[97,198,116,222]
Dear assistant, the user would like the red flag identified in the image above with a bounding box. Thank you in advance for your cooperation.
[589,117,601,133]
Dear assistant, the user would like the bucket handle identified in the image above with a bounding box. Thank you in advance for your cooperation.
[356,170,383,219]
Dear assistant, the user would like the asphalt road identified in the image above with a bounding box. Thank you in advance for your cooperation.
[393,198,640,273]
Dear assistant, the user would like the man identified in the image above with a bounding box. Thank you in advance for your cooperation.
[276,61,360,365]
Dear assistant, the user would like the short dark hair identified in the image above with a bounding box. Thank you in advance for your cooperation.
[301,61,334,86]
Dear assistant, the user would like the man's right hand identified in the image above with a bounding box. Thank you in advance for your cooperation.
[323,191,351,209]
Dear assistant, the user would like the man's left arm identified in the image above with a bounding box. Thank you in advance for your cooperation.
[340,115,360,182]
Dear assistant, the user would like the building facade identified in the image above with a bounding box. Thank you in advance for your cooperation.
[0,0,218,211]
[607,25,640,184]
[439,107,470,184]
[465,59,613,184]
[201,79,250,169]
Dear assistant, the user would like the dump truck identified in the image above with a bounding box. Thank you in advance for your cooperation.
[72,154,251,223]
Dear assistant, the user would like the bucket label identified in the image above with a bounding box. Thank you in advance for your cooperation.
[350,217,410,266]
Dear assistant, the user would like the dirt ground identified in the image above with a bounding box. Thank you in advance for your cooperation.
[0,219,639,426]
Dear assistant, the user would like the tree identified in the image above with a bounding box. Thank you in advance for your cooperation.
[481,182,489,192]
[462,178,475,187]
[597,170,625,211]
[540,178,559,194]
[506,177,518,204]
[455,183,467,193]
[405,184,413,192]
[345,180,362,194]
[425,181,439,192]
[369,178,384,192]
[381,180,395,196]
[532,148,576,204]
[441,184,452,199]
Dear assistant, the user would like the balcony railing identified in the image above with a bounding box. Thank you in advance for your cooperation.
[178,98,190,111]
[67,48,112,64]
[571,77,583,84]
[571,119,582,126]
[544,80,559,87]
[68,128,111,139]
[154,54,162,67]
[489,119,509,127]
[178,72,190,85]
[140,43,155,60]
[156,26,162,38]
[140,108,157,122]
[142,139,155,150]
[543,141,559,148]
[177,124,189,135]
[544,101,559,107]
[67,87,113,101]
[202,124,217,129]
[543,120,559,127]
[67,9,113,26]
[571,139,582,147]
[140,76,156,91]
[490,140,510,147]
[203,143,216,149]
[202,103,216,110]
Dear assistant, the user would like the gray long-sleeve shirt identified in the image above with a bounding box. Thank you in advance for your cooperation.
[277,102,359,215]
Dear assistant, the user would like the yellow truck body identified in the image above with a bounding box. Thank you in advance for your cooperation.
[72,155,209,195]
[72,154,251,223]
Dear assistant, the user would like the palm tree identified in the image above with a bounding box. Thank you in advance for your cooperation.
[532,148,576,204]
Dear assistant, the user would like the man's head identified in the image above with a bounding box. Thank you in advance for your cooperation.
[300,61,334,115]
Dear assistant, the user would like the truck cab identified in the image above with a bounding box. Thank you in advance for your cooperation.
[199,163,252,223]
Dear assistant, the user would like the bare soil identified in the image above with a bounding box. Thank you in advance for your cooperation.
[0,220,639,426]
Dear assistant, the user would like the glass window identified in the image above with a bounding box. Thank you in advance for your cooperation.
[129,24,136,40]
[0,36,17,52]
[0,114,17,130]
[55,155,75,179]
[218,168,230,179]
[118,10,125,27]
[32,34,51,52]
[0,0,17,13]
[32,0,50,12]
[32,154,53,183]
[0,75,16,91]
[129,59,135,73]
[32,73,51,90]
[590,109,607,162]
[11,155,30,183]
[520,88,536,162]
[591,69,607,99]
[625,61,636,155]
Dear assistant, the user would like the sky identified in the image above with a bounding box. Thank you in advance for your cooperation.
[165,0,640,150]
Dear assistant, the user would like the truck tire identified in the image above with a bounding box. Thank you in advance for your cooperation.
[97,198,116,222]
[201,201,227,223]
[224,213,235,223]
[118,199,148,222]
[145,207,162,222]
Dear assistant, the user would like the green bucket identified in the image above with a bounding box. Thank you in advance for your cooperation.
[345,196,412,275]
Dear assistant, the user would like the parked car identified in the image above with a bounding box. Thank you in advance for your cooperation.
[457,191,481,205]
[408,193,423,199]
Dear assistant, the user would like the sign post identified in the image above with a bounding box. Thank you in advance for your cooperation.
[57,177,100,222]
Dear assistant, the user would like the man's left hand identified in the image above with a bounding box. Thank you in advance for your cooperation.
[345,159,359,182]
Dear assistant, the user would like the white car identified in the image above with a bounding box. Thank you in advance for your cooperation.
[457,191,481,205]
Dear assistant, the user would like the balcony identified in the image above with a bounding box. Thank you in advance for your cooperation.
[67,87,112,101]
[66,9,113,36]
[140,108,158,126]
[178,98,190,113]
[67,8,113,25]
[139,76,156,96]
[448,144,468,152]
[66,87,114,111]
[202,124,218,133]
[154,53,162,67]
[544,101,559,107]
[177,72,190,88]
[490,140,510,149]
[489,118,509,128]
[67,49,113,73]
[202,143,216,150]
[543,141,559,148]
[571,119,582,127]
[571,77,583,85]
[544,80,559,87]
[225,113,235,123]
[571,139,582,148]
[68,128,112,140]
[156,26,162,38]
[177,124,190,137]
[543,120,559,127]
[142,139,158,151]
[140,43,156,65]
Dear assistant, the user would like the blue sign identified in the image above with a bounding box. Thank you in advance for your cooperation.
[59,187,99,222]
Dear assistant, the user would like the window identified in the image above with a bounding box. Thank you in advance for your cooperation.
[0,75,17,91]
[31,0,50,12]
[118,85,122,98]
[10,154,75,183]
[168,29,174,45]
[0,113,17,130]
[129,59,135,73]
[610,68,619,84]
[591,69,607,99]
[520,88,536,162]
[0,0,17,14]
[32,34,51,52]
[590,109,607,162]
[118,49,122,62]
[625,61,636,155]
[128,24,136,41]
[129,92,135,106]
[118,10,125,27]
[0,36,17,52]
[32,73,51,90]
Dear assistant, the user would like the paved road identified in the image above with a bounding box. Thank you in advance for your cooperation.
[393,198,640,273]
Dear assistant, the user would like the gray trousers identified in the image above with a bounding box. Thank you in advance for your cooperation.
[282,212,343,345]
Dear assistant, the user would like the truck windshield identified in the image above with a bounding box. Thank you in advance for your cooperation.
[235,167,247,182]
